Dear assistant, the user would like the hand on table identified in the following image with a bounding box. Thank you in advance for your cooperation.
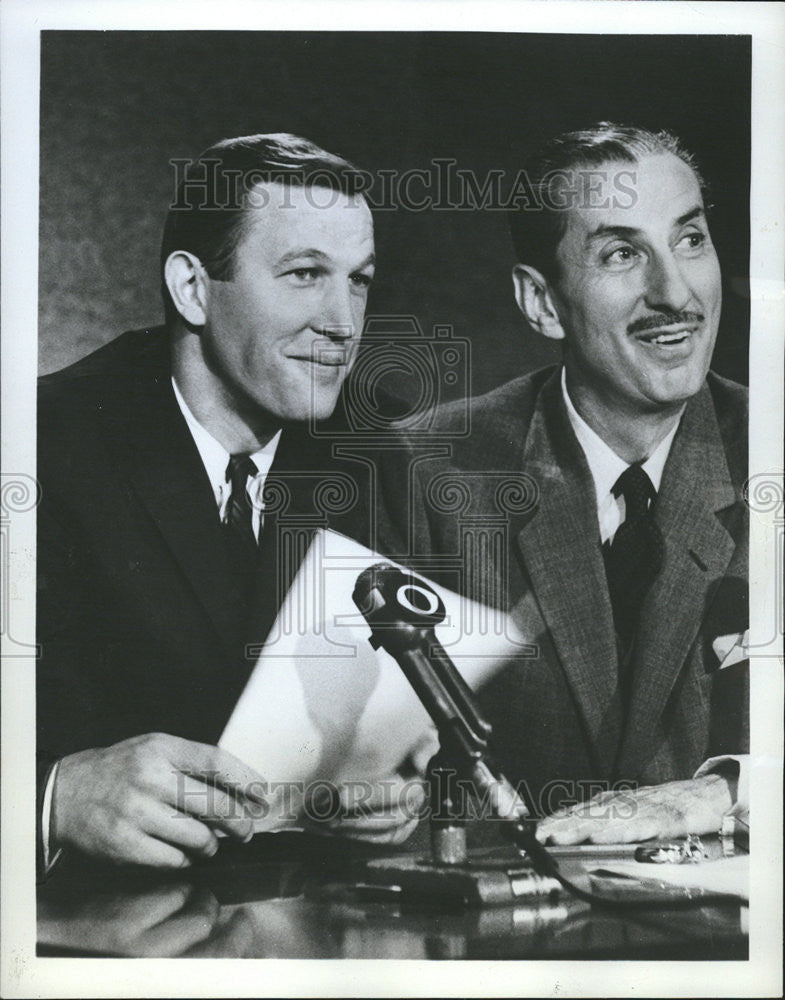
[535,773,734,845]
[53,733,268,867]
[307,731,436,846]
[332,773,427,847]
[304,770,427,846]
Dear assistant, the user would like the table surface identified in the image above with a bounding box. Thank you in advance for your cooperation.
[37,830,748,960]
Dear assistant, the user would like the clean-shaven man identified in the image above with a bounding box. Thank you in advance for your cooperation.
[37,133,419,871]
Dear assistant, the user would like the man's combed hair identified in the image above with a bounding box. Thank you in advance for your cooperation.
[160,132,367,325]
[507,122,709,280]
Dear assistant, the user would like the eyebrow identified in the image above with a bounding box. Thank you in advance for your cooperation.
[584,206,707,244]
[276,248,376,269]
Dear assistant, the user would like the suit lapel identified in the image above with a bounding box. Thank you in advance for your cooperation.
[106,340,248,656]
[616,385,738,777]
[514,373,623,775]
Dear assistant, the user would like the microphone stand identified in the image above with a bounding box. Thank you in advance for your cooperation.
[353,564,563,905]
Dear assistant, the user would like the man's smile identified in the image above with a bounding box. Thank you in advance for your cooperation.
[627,311,704,356]
[632,327,701,363]
[290,355,348,366]
[287,341,357,368]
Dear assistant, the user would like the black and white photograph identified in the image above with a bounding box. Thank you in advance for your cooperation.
[1,1,782,996]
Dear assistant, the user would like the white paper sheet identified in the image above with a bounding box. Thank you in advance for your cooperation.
[219,529,531,830]
[590,855,749,900]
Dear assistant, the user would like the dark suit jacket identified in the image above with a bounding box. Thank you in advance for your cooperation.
[36,328,376,800]
[389,366,749,814]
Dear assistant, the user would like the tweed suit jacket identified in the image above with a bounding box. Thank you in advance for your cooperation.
[387,366,749,814]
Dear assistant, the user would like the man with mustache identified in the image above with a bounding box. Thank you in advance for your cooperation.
[405,123,749,844]
[37,133,418,872]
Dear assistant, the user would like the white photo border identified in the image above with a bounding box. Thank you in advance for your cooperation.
[1,1,782,997]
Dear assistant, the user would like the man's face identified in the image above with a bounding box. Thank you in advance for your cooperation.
[549,152,722,416]
[201,182,374,423]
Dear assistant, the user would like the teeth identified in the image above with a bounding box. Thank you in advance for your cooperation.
[649,331,688,344]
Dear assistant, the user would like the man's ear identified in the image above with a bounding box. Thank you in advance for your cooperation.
[164,251,209,327]
[512,264,566,341]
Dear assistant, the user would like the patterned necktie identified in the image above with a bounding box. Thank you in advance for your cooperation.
[224,453,259,554]
[603,463,665,648]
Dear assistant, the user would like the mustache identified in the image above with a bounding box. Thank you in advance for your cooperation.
[628,311,704,335]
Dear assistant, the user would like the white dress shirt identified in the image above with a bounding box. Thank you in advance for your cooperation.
[560,368,679,544]
[172,377,281,540]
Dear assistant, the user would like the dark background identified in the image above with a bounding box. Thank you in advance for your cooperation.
[39,31,751,395]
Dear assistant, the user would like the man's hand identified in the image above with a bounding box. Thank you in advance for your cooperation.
[52,733,268,867]
[308,732,436,846]
[304,771,427,847]
[536,774,734,845]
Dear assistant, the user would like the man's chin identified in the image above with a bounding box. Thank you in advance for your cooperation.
[636,347,711,397]
[640,371,708,411]
[275,394,342,427]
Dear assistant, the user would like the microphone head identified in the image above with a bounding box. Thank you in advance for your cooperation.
[353,563,446,630]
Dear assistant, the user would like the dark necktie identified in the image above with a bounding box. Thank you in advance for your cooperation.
[603,463,665,650]
[224,453,259,560]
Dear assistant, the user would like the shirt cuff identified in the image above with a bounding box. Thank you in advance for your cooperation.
[41,760,63,874]
[694,753,749,822]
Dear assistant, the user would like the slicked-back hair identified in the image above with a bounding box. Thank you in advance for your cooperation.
[507,122,709,282]
[160,132,368,325]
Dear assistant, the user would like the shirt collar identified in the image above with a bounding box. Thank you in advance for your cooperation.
[560,367,680,502]
[171,377,281,497]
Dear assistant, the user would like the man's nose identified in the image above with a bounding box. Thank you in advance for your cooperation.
[315,280,356,341]
[643,251,693,313]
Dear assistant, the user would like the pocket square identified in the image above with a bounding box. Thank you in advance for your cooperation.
[712,630,749,669]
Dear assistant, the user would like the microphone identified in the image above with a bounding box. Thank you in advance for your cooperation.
[352,564,527,825]
[353,564,574,888]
